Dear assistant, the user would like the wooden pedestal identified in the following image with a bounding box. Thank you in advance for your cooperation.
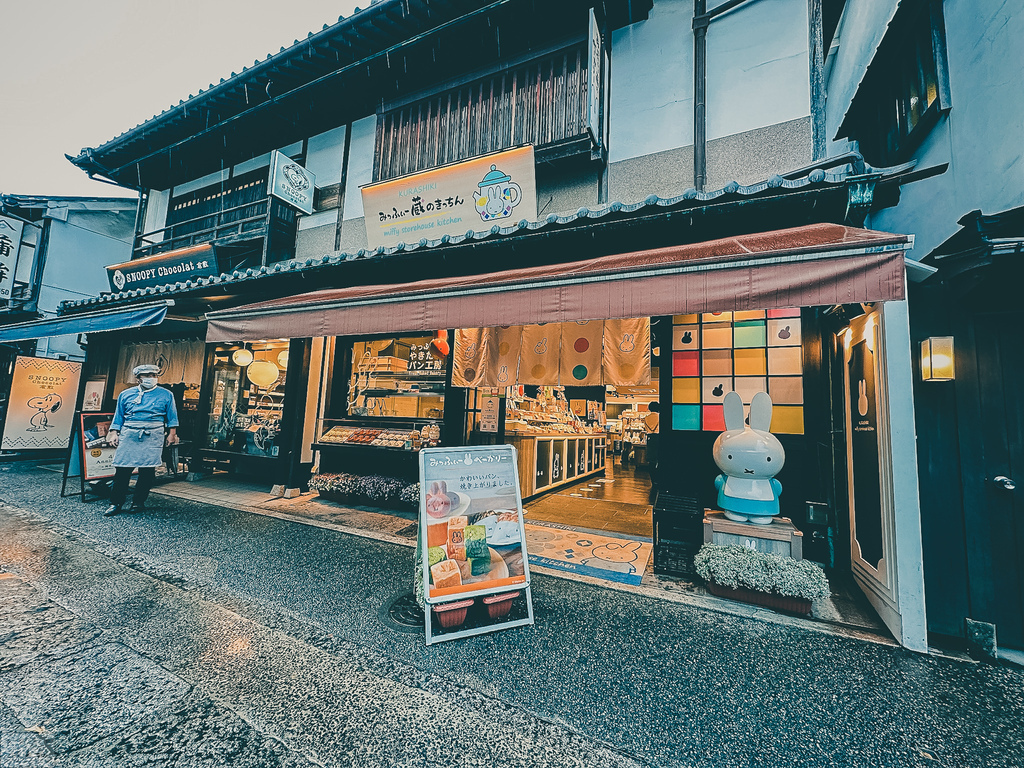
[703,510,803,560]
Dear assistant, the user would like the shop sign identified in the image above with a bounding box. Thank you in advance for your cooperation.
[0,215,25,302]
[418,445,534,643]
[106,248,218,293]
[479,396,501,433]
[269,151,316,215]
[1,356,82,451]
[362,145,537,251]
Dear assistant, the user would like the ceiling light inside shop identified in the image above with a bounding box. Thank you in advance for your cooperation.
[232,349,254,366]
[278,351,289,368]
[246,360,279,388]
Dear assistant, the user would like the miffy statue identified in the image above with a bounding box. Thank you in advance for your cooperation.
[712,391,785,525]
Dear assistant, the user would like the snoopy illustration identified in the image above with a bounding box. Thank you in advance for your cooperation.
[26,393,62,432]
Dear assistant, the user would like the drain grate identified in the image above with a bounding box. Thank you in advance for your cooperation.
[384,592,425,630]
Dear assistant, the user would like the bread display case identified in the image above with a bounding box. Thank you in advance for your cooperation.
[313,334,449,481]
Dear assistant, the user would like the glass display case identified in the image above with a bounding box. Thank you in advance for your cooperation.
[205,340,289,458]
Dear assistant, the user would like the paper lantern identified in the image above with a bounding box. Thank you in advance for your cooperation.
[246,360,279,388]
[278,350,289,368]
[232,349,254,366]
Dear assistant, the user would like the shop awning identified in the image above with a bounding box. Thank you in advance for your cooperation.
[0,301,172,344]
[206,224,910,342]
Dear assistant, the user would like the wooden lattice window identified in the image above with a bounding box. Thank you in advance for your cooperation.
[375,44,593,182]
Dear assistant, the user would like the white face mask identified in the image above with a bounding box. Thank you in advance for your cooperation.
[139,377,158,390]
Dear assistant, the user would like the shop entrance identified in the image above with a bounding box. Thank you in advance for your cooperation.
[454,319,658,539]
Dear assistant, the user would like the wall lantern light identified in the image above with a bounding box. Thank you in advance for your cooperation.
[920,337,954,381]
[232,348,254,366]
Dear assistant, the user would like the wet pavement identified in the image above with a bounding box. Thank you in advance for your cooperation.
[1,462,1023,767]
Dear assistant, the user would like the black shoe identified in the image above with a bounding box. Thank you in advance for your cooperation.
[127,501,146,514]
[103,504,123,517]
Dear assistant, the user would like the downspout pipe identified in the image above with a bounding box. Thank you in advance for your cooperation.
[692,0,759,192]
[693,0,707,192]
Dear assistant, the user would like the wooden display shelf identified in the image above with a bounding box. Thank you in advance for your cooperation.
[507,434,607,498]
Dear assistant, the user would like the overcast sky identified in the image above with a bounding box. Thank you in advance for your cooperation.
[1,0,361,199]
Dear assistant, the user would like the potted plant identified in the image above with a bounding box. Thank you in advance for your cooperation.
[694,543,830,615]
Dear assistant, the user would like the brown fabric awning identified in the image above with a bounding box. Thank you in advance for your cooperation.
[206,224,909,342]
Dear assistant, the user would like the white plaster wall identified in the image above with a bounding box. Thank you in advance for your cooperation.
[233,153,272,176]
[608,0,693,163]
[171,168,230,197]
[305,126,346,187]
[343,115,377,221]
[705,0,810,142]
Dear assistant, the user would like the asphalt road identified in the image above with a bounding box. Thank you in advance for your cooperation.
[1,462,1022,767]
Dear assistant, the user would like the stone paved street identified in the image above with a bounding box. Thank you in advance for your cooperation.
[1,462,1023,767]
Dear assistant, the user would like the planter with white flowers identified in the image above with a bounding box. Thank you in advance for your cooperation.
[694,543,830,615]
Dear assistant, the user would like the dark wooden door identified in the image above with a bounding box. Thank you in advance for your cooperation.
[959,312,1024,649]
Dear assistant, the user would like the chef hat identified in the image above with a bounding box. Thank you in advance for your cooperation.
[132,364,161,377]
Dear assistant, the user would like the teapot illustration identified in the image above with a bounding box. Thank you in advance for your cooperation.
[473,165,523,222]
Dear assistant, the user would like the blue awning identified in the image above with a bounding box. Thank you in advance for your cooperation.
[0,301,172,343]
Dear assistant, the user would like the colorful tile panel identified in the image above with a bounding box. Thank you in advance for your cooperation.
[671,310,805,433]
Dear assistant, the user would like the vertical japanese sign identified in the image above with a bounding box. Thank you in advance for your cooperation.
[269,151,316,215]
[0,215,25,302]
[479,395,501,433]
[587,8,607,151]
[1,356,82,450]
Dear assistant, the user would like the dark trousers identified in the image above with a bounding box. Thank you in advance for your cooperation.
[110,466,157,507]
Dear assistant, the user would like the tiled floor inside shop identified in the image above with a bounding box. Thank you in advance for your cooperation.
[133,465,891,642]
[522,458,654,538]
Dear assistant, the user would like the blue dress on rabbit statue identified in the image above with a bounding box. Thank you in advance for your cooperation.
[712,391,785,525]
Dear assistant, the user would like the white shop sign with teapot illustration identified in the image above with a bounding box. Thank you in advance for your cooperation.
[361,145,537,251]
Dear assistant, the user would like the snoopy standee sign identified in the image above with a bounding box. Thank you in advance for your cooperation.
[1,356,82,451]
[417,444,534,644]
[361,145,537,252]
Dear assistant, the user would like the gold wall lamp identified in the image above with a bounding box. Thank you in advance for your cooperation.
[920,337,954,381]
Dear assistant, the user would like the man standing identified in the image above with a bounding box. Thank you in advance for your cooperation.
[103,364,179,517]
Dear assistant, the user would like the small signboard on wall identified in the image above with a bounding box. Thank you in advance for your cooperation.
[269,151,316,215]
[479,396,501,433]
[418,445,534,644]
[0,215,25,302]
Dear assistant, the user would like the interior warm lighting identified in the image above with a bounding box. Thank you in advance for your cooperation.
[246,360,280,388]
[920,337,954,381]
[232,348,254,366]
[277,350,289,368]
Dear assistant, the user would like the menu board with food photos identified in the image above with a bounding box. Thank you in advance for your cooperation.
[418,445,534,644]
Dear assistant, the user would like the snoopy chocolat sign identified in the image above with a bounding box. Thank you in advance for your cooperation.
[362,146,537,251]
[1,356,82,450]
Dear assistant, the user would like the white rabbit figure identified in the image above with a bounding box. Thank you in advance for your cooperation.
[712,391,785,525]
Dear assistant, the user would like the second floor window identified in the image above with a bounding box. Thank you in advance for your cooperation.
[374,43,594,182]
[839,0,950,166]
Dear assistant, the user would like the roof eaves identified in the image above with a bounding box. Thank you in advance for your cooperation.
[59,167,865,315]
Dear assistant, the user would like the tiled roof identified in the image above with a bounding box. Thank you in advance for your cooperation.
[59,161,897,314]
